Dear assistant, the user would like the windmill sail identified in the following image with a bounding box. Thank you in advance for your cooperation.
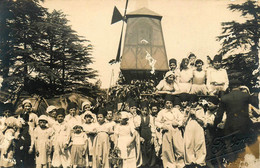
[111,0,129,62]
[111,6,123,24]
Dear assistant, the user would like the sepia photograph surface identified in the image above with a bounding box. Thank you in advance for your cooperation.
[0,0,259,168]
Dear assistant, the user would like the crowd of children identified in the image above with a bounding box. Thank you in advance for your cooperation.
[0,91,258,168]
[0,53,259,168]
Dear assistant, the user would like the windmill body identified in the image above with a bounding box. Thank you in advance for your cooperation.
[112,6,169,83]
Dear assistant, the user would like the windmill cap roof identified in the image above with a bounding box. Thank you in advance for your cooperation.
[127,7,162,19]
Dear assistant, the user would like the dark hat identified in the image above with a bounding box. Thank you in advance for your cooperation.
[179,93,190,102]
[173,97,181,106]
[195,59,204,65]
[165,94,174,103]
[67,102,78,110]
[213,55,222,62]
[97,107,107,117]
[190,94,199,102]
[150,101,159,108]
[229,79,242,86]
[106,106,113,112]
[128,98,137,108]
[3,103,14,113]
[56,108,66,117]
[169,58,177,65]
[207,96,219,105]
[140,101,149,109]
[188,53,196,59]
[84,113,93,119]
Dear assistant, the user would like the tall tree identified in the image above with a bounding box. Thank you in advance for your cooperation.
[0,0,46,91]
[36,10,97,93]
[218,0,260,89]
[1,1,98,97]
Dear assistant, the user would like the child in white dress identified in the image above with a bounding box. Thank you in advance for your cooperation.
[70,124,88,168]
[114,111,137,168]
[0,117,19,168]
[83,114,96,167]
[190,59,208,95]
[30,115,54,168]
[51,108,71,168]
[92,108,112,168]
[64,102,82,130]
[184,95,207,167]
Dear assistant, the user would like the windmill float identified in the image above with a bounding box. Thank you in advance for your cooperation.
[111,0,169,83]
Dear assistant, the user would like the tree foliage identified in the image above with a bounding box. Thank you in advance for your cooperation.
[218,0,260,90]
[0,0,98,98]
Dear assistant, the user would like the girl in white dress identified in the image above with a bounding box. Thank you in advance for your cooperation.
[30,115,54,168]
[190,59,208,95]
[114,111,137,168]
[179,58,193,93]
[51,108,71,168]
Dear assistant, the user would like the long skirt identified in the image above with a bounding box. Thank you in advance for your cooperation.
[52,141,70,168]
[161,127,184,168]
[71,144,86,167]
[92,132,110,168]
[184,119,206,166]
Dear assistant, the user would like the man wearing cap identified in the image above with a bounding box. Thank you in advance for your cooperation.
[214,79,257,164]
[207,55,229,96]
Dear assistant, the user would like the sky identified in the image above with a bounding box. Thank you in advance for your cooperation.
[41,0,257,88]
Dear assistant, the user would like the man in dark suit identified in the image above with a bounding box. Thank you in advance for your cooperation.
[213,79,257,165]
[214,79,253,135]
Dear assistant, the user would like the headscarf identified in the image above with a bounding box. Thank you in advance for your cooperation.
[120,111,130,119]
[164,71,175,80]
[38,115,48,122]
[46,105,57,114]
[81,101,91,110]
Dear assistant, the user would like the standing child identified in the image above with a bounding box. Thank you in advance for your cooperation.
[46,105,57,128]
[190,59,208,95]
[139,101,156,167]
[51,108,71,168]
[184,94,207,168]
[179,58,193,93]
[155,95,184,168]
[168,58,180,83]
[83,114,96,168]
[203,96,220,168]
[92,108,112,168]
[65,102,82,130]
[30,115,54,168]
[0,117,19,168]
[114,111,137,168]
[70,124,88,168]
[0,103,14,132]
[80,101,97,123]
[207,55,229,96]
[21,99,38,136]
[149,102,162,160]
